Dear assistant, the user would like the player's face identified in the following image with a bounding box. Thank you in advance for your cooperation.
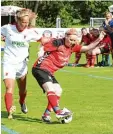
[92,30,99,37]
[65,35,77,47]
[17,16,29,31]
[106,13,112,20]
[82,29,88,35]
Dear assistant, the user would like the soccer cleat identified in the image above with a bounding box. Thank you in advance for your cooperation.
[20,103,28,114]
[42,115,51,123]
[8,106,16,119]
[56,109,72,120]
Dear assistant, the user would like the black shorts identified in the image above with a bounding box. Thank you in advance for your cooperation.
[100,47,110,54]
[32,67,58,92]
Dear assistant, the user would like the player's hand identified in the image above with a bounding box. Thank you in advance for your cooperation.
[41,37,52,45]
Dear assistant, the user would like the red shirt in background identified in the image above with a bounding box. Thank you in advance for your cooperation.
[99,34,112,50]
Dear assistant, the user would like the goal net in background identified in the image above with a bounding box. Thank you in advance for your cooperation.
[90,17,105,28]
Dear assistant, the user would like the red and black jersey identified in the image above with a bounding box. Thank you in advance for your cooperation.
[99,34,112,50]
[33,38,82,75]
[81,33,91,45]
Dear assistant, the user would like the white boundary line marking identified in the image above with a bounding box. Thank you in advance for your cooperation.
[1,125,19,134]
[60,69,113,80]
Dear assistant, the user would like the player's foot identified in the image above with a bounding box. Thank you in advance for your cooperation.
[84,64,90,68]
[8,106,16,119]
[42,115,51,123]
[20,103,28,114]
[56,110,72,120]
[90,65,94,68]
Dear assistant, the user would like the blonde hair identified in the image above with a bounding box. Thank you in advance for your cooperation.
[105,11,112,17]
[65,28,78,36]
[15,8,37,26]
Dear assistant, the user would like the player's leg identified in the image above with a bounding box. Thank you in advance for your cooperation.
[43,82,72,121]
[111,44,113,66]
[16,61,28,114]
[111,50,113,66]
[85,53,92,67]
[32,68,72,122]
[54,83,62,107]
[74,52,81,65]
[32,68,61,115]
[101,47,111,66]
[110,33,113,66]
[17,75,28,114]
[90,47,101,67]
[42,82,61,114]
[4,79,16,119]
[2,64,16,119]
[42,83,62,122]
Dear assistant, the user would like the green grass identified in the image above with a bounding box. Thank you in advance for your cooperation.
[1,42,113,134]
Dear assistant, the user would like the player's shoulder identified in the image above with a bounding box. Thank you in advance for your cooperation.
[52,38,65,46]
[109,19,113,25]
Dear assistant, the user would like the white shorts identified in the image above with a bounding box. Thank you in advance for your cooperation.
[2,61,28,80]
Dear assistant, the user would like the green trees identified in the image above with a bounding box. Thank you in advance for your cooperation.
[1,1,113,27]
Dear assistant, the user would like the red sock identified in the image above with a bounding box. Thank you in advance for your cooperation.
[19,91,27,104]
[47,102,52,111]
[47,91,57,107]
[91,55,96,66]
[47,91,60,113]
[86,54,92,67]
[4,93,13,112]
[46,95,60,111]
[57,96,60,105]
[75,52,81,64]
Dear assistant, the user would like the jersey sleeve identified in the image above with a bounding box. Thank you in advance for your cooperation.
[72,44,82,53]
[1,24,8,36]
[29,28,42,41]
[44,39,58,52]
[44,38,64,52]
[109,20,113,28]
[107,36,112,49]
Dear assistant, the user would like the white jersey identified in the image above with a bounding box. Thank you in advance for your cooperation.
[1,24,41,64]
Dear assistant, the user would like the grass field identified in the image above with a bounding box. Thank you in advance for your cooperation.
[1,42,113,134]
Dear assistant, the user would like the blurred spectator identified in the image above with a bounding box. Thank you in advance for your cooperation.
[85,29,100,67]
[102,11,113,65]
[86,27,112,67]
[74,27,91,66]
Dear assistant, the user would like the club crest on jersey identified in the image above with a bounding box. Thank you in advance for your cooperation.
[5,72,8,76]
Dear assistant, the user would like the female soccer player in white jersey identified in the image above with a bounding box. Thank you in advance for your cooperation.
[1,9,41,119]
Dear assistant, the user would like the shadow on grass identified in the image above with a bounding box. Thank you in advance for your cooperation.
[1,111,60,124]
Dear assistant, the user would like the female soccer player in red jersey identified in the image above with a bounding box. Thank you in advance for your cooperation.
[32,28,105,123]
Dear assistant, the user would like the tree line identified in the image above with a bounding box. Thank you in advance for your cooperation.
[1,1,113,27]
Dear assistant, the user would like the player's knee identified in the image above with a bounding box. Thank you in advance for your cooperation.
[6,88,13,93]
[55,88,62,96]
[42,82,55,93]
[54,84,63,96]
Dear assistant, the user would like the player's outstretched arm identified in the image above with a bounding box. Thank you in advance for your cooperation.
[80,31,106,52]
[41,37,52,45]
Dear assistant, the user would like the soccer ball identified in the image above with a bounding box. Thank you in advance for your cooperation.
[60,108,73,124]
[60,115,73,124]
